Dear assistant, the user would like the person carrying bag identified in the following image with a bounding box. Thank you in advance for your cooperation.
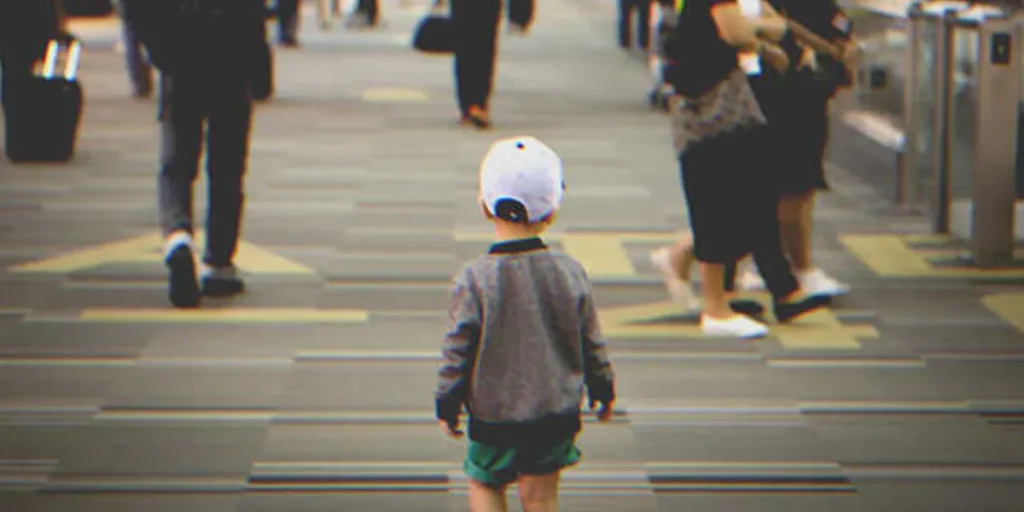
[649,0,828,338]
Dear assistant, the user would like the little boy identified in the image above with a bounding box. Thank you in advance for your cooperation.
[435,136,616,512]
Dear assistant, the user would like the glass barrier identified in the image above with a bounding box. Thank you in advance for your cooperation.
[853,8,909,117]
[907,16,939,207]
[947,21,980,236]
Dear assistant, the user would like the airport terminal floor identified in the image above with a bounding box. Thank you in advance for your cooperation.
[2,1,1024,511]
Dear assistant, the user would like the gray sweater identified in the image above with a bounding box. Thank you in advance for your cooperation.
[435,237,615,445]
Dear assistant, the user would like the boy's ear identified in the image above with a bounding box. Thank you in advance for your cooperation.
[540,210,558,226]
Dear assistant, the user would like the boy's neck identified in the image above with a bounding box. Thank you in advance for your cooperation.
[493,220,546,242]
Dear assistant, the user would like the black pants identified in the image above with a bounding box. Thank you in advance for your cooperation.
[451,0,501,114]
[722,210,799,300]
[618,0,652,49]
[276,0,301,43]
[720,73,800,300]
[354,0,379,24]
[157,74,253,268]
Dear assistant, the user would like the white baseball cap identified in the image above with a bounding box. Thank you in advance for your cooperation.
[479,136,564,224]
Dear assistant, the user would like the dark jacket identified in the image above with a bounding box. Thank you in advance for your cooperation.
[129,0,264,79]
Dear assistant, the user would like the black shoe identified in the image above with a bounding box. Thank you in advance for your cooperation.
[774,294,830,323]
[201,266,246,298]
[166,245,201,308]
[730,299,765,318]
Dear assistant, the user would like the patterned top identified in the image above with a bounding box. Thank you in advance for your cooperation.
[435,237,615,446]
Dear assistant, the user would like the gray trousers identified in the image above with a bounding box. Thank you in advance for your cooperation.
[158,74,253,268]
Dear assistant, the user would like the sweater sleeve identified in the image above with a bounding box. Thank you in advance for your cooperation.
[579,280,615,404]
[435,267,482,424]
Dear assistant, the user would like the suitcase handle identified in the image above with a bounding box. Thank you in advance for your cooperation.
[41,39,83,81]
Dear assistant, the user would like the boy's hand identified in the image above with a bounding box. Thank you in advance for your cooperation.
[439,419,464,439]
[589,398,615,422]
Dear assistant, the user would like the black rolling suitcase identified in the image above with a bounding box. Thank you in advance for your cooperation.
[4,38,84,163]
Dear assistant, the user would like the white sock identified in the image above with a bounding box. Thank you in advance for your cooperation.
[164,231,193,260]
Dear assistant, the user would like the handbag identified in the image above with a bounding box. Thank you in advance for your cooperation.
[667,0,766,154]
[412,2,455,55]
[670,67,767,155]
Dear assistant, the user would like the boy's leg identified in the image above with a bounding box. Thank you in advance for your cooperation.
[517,437,579,512]
[464,441,517,512]
[517,472,560,512]
[467,479,508,512]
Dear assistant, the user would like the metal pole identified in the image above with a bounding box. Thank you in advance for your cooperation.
[931,10,956,234]
[970,16,1020,267]
[899,10,924,209]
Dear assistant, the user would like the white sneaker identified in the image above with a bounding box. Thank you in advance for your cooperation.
[737,269,766,291]
[701,314,769,338]
[649,248,701,312]
[798,268,850,297]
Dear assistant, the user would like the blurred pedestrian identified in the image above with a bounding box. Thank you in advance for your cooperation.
[733,0,856,297]
[451,0,504,129]
[277,0,302,46]
[132,0,265,308]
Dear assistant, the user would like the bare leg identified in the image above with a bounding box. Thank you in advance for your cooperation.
[668,231,695,279]
[649,232,700,311]
[778,191,849,296]
[778,192,811,271]
[468,478,508,512]
[518,472,560,512]
[699,262,730,319]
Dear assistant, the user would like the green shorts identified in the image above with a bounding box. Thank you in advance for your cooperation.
[464,437,581,487]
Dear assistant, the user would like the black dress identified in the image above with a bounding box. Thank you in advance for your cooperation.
[767,0,854,194]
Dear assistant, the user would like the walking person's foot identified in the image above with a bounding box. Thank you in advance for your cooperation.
[165,232,201,308]
[798,267,850,298]
[701,314,769,339]
[466,106,491,130]
[737,264,767,291]
[773,291,830,323]
[740,266,850,298]
[729,299,765,317]
[200,265,246,298]
[649,248,701,313]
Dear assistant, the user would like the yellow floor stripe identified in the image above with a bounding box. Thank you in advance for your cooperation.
[840,234,1024,278]
[982,293,1024,334]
